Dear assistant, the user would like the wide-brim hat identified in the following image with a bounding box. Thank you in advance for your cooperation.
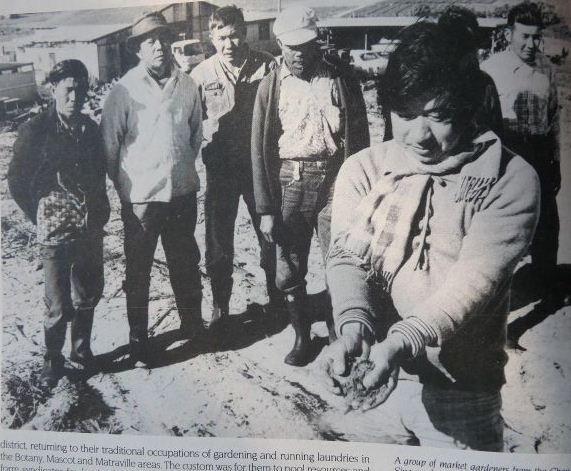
[127,11,174,48]
[273,6,318,46]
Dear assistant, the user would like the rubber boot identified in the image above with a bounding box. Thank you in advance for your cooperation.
[284,290,312,366]
[42,305,67,388]
[40,353,65,390]
[209,276,232,334]
[70,307,96,368]
[125,280,151,365]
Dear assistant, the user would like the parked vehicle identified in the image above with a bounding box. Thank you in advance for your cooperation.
[349,49,388,78]
[371,39,400,56]
[171,39,206,73]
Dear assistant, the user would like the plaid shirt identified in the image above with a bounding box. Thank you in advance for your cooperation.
[481,49,560,161]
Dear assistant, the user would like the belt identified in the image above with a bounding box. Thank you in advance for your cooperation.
[282,159,340,181]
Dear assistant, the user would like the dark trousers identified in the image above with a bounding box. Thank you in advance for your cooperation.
[41,237,104,359]
[275,160,339,294]
[504,132,560,287]
[121,193,201,342]
[204,167,276,302]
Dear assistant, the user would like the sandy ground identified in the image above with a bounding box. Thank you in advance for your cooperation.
[1,66,570,452]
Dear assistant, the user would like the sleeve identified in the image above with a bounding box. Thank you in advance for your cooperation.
[547,68,560,162]
[409,159,541,345]
[251,76,277,215]
[8,122,39,223]
[480,72,504,140]
[327,156,378,336]
[344,75,370,156]
[188,82,204,161]
[100,85,127,183]
[89,126,111,232]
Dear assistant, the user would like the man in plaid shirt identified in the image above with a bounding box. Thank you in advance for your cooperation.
[482,2,561,303]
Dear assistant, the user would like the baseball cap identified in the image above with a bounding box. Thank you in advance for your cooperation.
[273,6,318,46]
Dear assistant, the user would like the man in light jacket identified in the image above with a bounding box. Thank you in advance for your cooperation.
[101,12,203,365]
[191,5,278,332]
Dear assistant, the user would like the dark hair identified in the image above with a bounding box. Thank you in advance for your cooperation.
[438,5,480,52]
[209,5,245,31]
[46,59,89,86]
[507,2,544,29]
[379,22,481,124]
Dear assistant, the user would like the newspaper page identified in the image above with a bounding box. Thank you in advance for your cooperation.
[1,0,570,470]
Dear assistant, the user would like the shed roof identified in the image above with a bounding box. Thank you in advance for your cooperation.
[243,11,276,23]
[19,24,130,45]
[318,16,505,29]
[0,62,34,71]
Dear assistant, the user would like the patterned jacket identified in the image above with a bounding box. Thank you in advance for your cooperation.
[8,106,110,245]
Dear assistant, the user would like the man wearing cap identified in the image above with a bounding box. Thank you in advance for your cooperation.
[251,6,370,366]
[9,59,110,388]
[190,5,278,332]
[101,12,203,364]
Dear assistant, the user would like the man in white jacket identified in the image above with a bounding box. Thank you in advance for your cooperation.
[102,11,203,365]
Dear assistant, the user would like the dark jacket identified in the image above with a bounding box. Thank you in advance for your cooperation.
[8,106,110,239]
[251,62,370,215]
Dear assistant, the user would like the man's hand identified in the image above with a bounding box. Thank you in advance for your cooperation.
[358,335,408,411]
[318,323,373,395]
[260,214,276,243]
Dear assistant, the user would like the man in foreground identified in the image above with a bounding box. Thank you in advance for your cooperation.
[482,2,561,304]
[191,5,278,332]
[101,12,203,364]
[252,6,369,366]
[320,23,539,450]
[9,60,110,388]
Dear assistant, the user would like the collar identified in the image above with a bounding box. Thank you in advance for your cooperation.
[218,46,250,81]
[55,109,86,139]
[279,60,329,82]
[506,48,540,73]
[136,61,177,86]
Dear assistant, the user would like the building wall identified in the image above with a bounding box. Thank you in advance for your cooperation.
[0,68,37,102]
[17,43,99,84]
[246,20,279,55]
[96,28,131,82]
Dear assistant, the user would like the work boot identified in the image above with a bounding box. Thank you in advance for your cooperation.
[208,276,232,334]
[179,297,207,342]
[39,354,65,390]
[70,308,96,369]
[209,302,230,334]
[284,291,312,367]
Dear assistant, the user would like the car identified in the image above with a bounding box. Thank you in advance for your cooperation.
[171,39,207,73]
[349,49,388,78]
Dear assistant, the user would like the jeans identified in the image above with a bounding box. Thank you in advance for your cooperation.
[275,160,339,294]
[40,236,104,359]
[204,166,276,301]
[121,193,202,342]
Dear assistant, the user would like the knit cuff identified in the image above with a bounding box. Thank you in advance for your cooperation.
[388,316,438,358]
[336,309,375,339]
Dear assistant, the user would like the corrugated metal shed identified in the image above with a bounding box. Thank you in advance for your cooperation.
[318,16,505,29]
[18,24,130,45]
